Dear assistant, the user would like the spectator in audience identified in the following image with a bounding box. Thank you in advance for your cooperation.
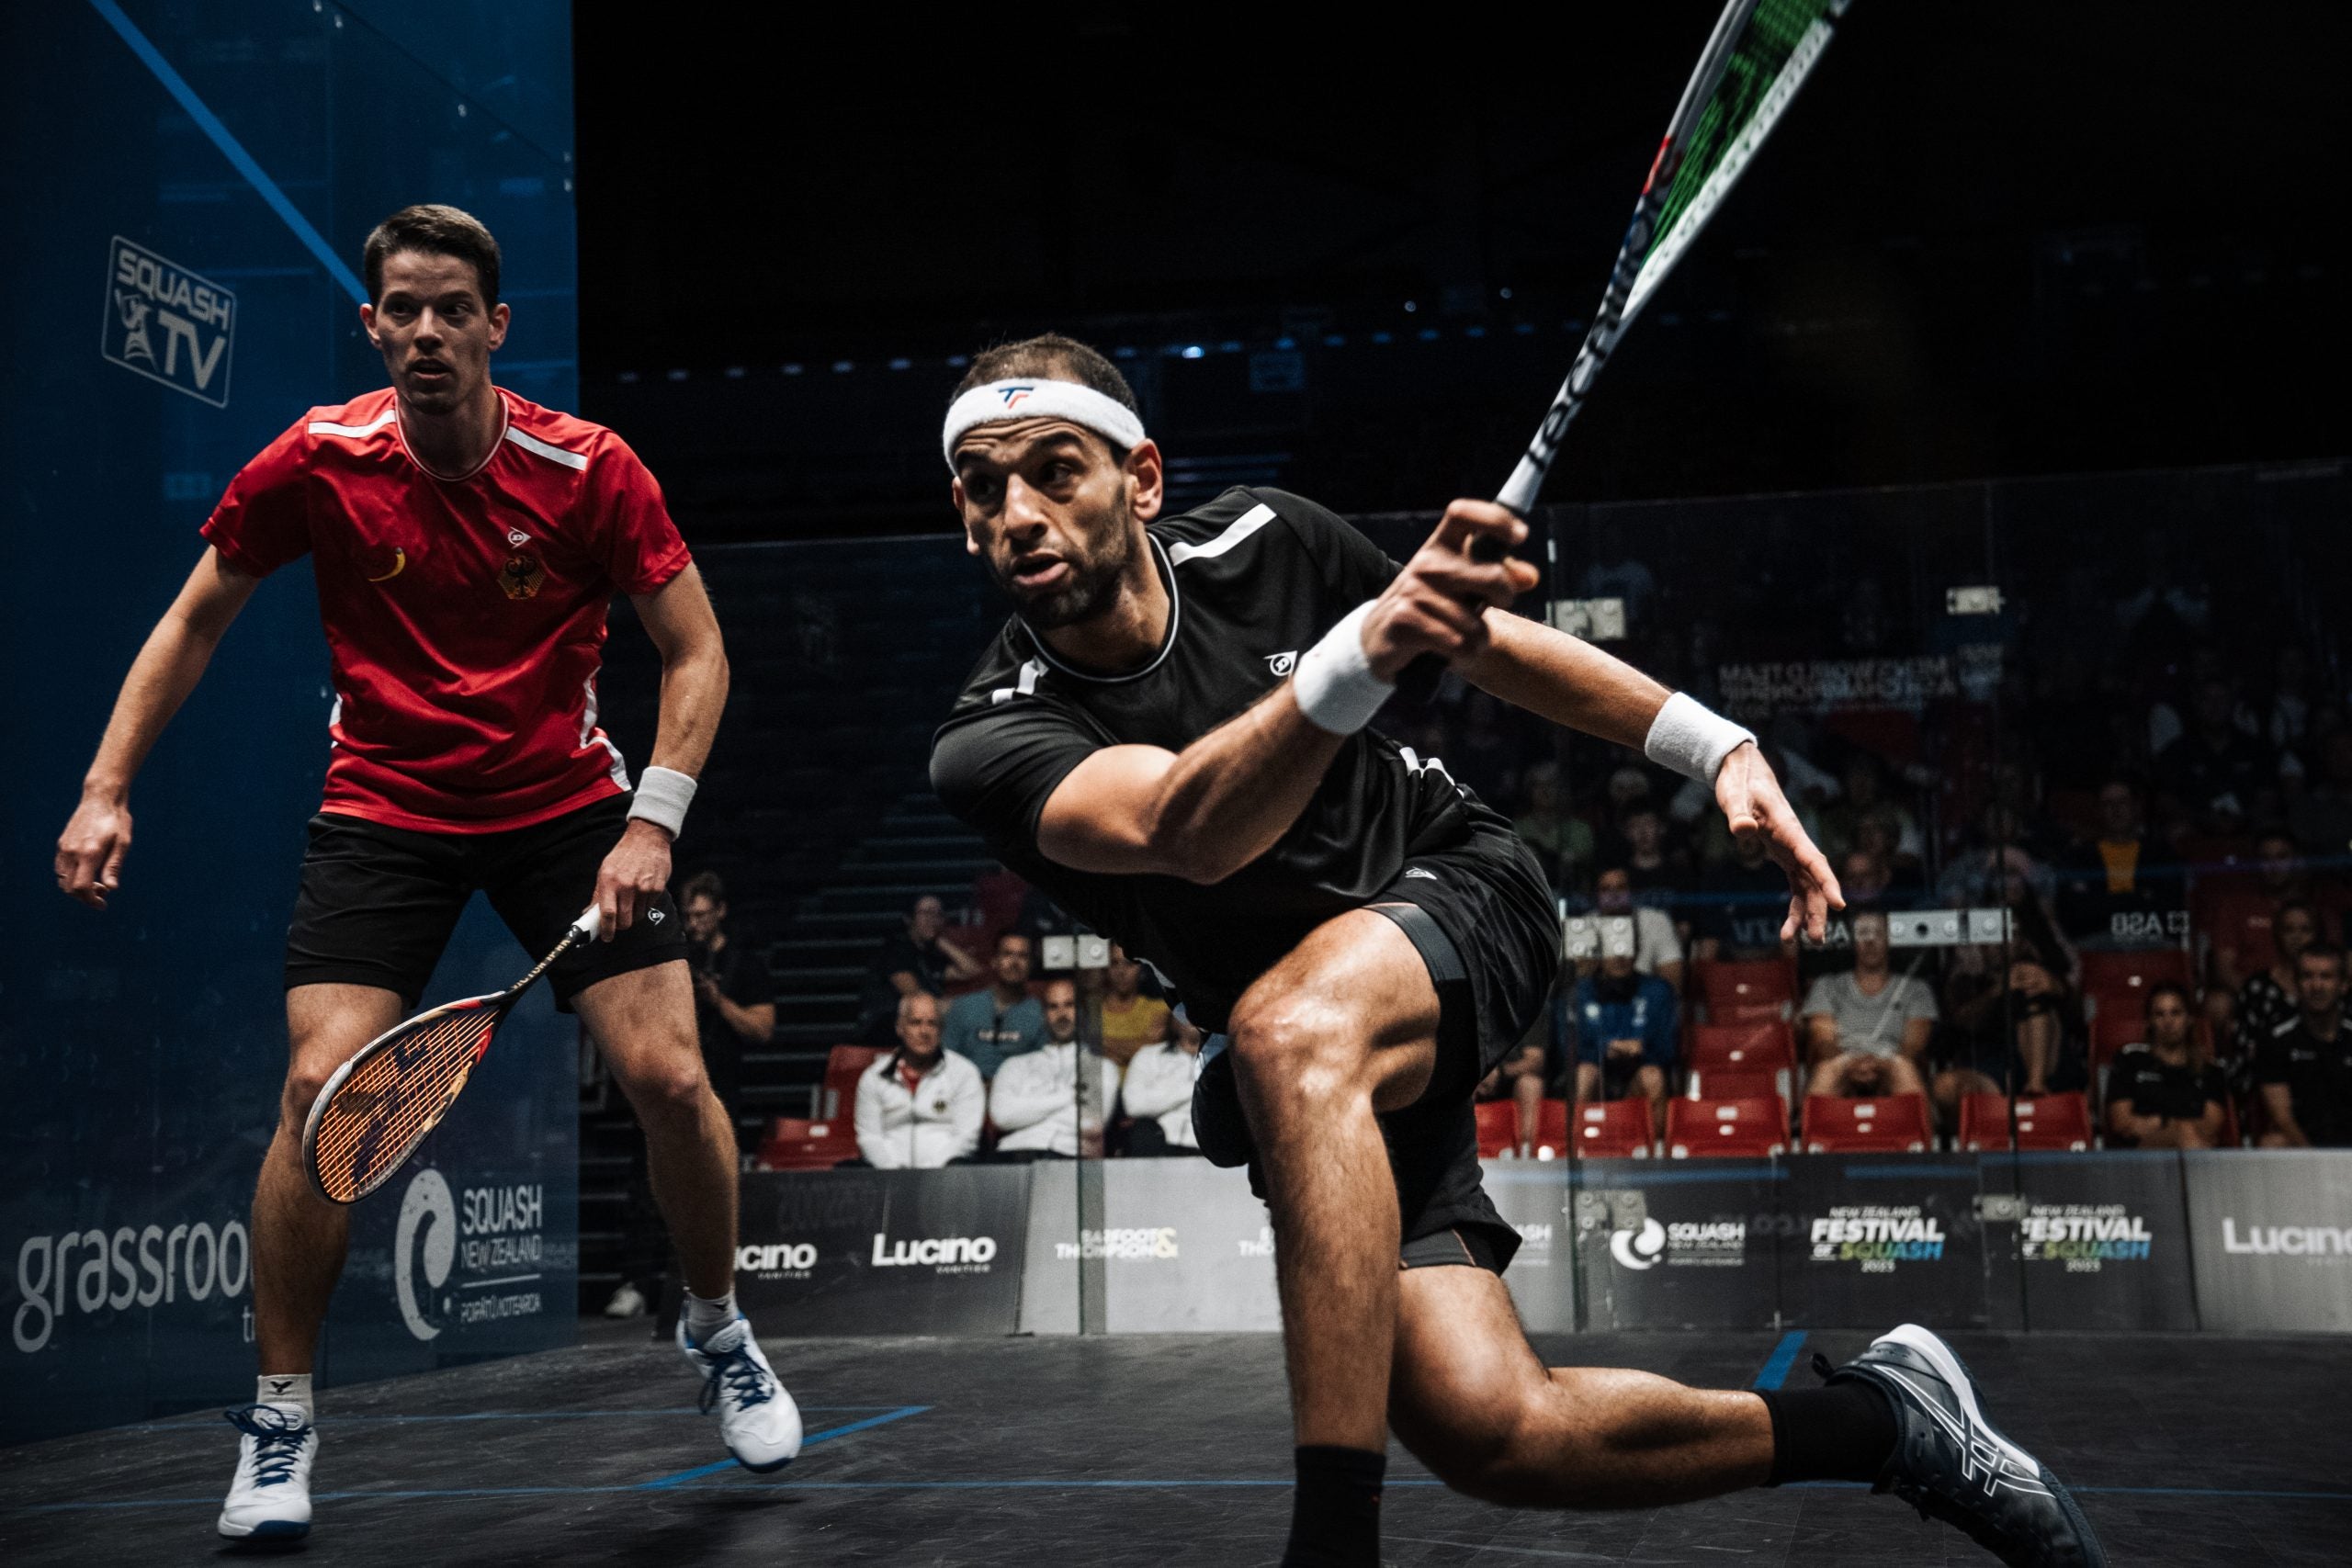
[2105,982,2229,1148]
[2055,778,2181,946]
[1577,866,1685,994]
[854,991,986,1168]
[1936,806,2058,909]
[1120,1007,1207,1156]
[857,892,983,1043]
[1512,761,1594,893]
[1098,943,1171,1068]
[2262,644,2316,760]
[2256,945,2352,1147]
[2154,675,2269,836]
[1619,806,1686,902]
[940,930,1046,1079]
[989,976,1122,1158]
[1691,826,1793,964]
[1802,910,1935,1100]
[679,871,775,1149]
[1818,754,1925,871]
[2288,728,2352,858]
[2212,837,2328,993]
[1564,948,1676,1137]
[1838,848,1894,910]
[2235,900,2322,1052]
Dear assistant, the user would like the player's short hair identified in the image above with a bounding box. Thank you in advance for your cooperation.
[954,333,1139,452]
[680,871,727,908]
[363,204,503,307]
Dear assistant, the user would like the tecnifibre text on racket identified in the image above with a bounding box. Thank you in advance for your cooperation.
[302,903,602,1204]
[1498,0,1851,516]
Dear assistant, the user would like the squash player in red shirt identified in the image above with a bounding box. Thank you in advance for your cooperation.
[53,206,800,1541]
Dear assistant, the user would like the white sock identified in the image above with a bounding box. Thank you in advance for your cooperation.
[683,1289,736,1343]
[256,1372,313,1418]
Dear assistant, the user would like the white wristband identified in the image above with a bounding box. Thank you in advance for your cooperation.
[628,765,697,839]
[1290,602,1393,735]
[1643,692,1755,784]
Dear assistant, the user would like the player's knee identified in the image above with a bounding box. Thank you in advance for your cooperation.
[1227,996,1363,1111]
[279,1061,337,1123]
[1634,1065,1666,1100]
[1411,1385,1555,1506]
[613,1047,710,1122]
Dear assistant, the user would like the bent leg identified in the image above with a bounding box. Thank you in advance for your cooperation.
[1228,909,1443,1452]
[578,961,737,1300]
[1389,1265,1770,1508]
[253,984,403,1373]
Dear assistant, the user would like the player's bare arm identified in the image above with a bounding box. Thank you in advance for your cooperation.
[1438,499,1841,941]
[594,561,728,938]
[56,545,260,908]
[1035,503,1529,885]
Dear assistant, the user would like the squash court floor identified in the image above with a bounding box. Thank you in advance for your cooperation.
[6,1319,2349,1566]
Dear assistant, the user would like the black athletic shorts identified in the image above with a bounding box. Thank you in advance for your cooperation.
[1193,817,1564,1274]
[284,791,686,1012]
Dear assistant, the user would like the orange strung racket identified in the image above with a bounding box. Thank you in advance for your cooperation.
[302,905,601,1203]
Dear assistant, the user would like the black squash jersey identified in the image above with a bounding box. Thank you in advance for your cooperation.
[930,486,1510,1031]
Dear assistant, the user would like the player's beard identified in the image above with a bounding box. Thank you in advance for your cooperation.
[997,496,1142,631]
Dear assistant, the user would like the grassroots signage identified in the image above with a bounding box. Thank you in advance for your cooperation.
[2183,1150,2352,1333]
[735,1165,1028,1335]
[1780,1157,1986,1328]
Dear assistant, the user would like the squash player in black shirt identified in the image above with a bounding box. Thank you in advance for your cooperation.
[930,336,2106,1568]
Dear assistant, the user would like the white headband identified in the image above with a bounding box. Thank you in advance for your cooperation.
[942,378,1148,470]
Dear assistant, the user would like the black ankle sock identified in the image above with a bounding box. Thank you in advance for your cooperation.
[1280,1444,1385,1568]
[1758,1380,1899,1485]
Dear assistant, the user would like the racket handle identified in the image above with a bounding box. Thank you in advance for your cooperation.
[572,903,604,942]
[1397,535,1513,691]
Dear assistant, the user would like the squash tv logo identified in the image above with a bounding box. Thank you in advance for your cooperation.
[102,236,235,408]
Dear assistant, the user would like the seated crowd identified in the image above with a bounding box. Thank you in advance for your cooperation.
[773,595,2352,1164]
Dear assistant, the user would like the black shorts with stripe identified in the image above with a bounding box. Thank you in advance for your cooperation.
[283,792,685,1011]
[1193,818,1565,1274]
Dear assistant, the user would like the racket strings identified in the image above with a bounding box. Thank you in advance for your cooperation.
[311,1009,495,1202]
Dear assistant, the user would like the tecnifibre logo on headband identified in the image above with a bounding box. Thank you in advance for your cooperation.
[997,385,1036,409]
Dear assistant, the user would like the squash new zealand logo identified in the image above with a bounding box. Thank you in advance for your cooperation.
[101,237,234,408]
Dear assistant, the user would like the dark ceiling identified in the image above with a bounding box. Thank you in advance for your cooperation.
[572,3,2347,535]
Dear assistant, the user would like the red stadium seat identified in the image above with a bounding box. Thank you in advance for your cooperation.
[1957,1091,2094,1152]
[821,1044,886,1120]
[1475,1099,1519,1158]
[1802,1093,1933,1153]
[1687,1019,1797,1068]
[2079,949,2192,1023]
[1531,1097,1572,1158]
[757,1117,856,1171]
[1666,1097,1789,1158]
[1684,1067,1786,1107]
[1695,959,1795,1024]
[1568,1098,1653,1158]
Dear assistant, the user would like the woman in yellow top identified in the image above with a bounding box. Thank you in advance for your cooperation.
[1099,944,1171,1068]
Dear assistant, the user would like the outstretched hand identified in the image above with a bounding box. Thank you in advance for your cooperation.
[1714,743,1843,942]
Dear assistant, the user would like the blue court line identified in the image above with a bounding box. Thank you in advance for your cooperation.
[85,0,368,302]
[637,1405,929,1489]
[1751,1331,1807,1390]
[127,1405,903,1431]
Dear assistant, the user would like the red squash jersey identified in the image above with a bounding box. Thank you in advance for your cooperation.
[201,386,692,833]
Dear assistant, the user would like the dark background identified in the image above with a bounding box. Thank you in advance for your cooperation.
[573,2,2347,540]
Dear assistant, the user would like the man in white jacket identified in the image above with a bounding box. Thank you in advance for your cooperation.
[1120,1007,1208,1155]
[854,991,985,1169]
[989,977,1121,1157]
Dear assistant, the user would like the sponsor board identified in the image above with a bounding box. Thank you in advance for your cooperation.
[736,1166,1028,1335]
[1780,1158,1985,1329]
[2184,1151,2352,1333]
[1022,1159,1279,1333]
[1573,1160,1781,1331]
[1486,1164,1573,1331]
[390,1170,550,1343]
[100,237,234,406]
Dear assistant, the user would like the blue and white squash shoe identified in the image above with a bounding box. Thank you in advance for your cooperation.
[1825,1324,2107,1567]
[217,1403,316,1540]
[677,1315,803,1472]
